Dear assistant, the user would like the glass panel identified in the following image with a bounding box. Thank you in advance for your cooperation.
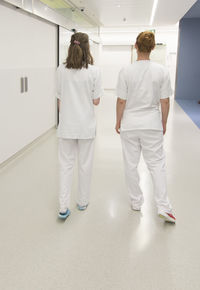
[39,0,98,29]
[23,0,33,13]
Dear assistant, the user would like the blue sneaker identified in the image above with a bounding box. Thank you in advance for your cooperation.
[58,209,71,219]
[77,204,88,211]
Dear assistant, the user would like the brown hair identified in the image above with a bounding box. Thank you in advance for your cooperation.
[64,32,94,69]
[136,31,155,53]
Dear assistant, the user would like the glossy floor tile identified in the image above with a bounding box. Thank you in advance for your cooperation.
[0,92,200,290]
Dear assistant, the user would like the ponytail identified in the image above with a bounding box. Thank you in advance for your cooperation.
[64,32,93,69]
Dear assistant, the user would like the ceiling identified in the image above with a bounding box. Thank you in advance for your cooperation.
[65,0,198,27]
[39,0,97,27]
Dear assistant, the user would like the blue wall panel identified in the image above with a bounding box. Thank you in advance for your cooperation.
[176,18,200,100]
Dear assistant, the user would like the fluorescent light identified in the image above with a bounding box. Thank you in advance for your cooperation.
[150,0,159,26]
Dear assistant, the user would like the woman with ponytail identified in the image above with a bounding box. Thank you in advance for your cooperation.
[56,32,103,219]
[116,31,176,223]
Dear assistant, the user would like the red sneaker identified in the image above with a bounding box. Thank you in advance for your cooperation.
[159,212,176,223]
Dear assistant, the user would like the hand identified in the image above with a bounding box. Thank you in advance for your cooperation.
[115,122,121,134]
[163,123,166,135]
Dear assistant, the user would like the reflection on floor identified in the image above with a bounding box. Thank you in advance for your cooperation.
[0,91,200,290]
[176,99,200,129]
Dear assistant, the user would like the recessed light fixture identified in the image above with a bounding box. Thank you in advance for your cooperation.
[117,4,121,8]
[150,0,158,26]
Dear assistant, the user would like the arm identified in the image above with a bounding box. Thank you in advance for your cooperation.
[92,68,103,106]
[115,98,126,134]
[93,98,100,106]
[160,98,170,135]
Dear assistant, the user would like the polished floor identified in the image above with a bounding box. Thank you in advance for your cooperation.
[0,91,200,290]
[176,98,200,129]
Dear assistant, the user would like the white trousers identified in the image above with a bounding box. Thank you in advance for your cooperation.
[120,130,172,213]
[58,138,95,212]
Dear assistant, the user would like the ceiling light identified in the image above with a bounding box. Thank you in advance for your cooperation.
[150,0,158,26]
[117,4,120,8]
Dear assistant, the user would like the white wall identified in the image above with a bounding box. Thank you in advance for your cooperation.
[101,45,132,89]
[100,26,178,52]
[100,27,178,90]
[59,27,73,65]
[90,42,101,66]
[0,3,57,164]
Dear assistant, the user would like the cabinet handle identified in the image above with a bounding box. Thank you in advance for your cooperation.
[20,77,24,93]
[25,77,28,92]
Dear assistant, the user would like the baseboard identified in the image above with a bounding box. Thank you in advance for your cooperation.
[0,126,56,169]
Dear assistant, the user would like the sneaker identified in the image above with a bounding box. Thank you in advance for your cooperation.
[77,204,88,211]
[159,212,176,223]
[58,208,71,220]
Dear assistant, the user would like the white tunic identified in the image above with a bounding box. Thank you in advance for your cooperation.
[116,60,173,131]
[56,64,103,139]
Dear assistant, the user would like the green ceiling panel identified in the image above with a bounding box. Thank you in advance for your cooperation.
[40,0,70,9]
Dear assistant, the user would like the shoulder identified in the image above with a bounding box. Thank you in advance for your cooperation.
[88,65,101,77]
[150,61,169,73]
[150,62,170,81]
[88,64,100,73]
[119,64,132,75]
[120,64,133,72]
[118,64,134,80]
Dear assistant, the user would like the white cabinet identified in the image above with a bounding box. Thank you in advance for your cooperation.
[0,3,57,164]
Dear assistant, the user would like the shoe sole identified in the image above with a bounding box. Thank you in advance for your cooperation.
[159,214,176,224]
[77,204,88,211]
[132,208,141,211]
[58,210,71,219]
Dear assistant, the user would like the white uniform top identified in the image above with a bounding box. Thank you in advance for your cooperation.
[56,64,103,139]
[116,60,173,131]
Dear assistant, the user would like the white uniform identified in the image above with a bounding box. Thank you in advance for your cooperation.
[56,64,103,212]
[117,60,173,214]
